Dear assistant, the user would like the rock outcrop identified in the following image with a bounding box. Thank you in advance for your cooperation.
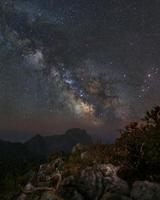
[18,146,160,200]
[59,164,130,200]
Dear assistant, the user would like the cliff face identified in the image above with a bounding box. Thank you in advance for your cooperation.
[18,144,160,200]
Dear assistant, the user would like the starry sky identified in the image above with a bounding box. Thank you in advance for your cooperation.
[0,0,160,141]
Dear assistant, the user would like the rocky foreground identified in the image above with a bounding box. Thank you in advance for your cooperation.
[18,145,160,200]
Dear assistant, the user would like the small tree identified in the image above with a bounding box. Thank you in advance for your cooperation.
[114,122,145,168]
[114,106,160,181]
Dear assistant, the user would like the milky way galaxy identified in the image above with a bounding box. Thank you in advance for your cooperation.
[0,0,160,141]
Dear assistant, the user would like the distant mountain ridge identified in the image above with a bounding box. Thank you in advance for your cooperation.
[0,130,36,142]
[25,128,92,156]
[0,128,92,189]
[0,128,92,159]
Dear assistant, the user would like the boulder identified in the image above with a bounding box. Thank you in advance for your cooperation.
[72,143,85,154]
[99,164,130,196]
[17,193,27,200]
[101,192,132,200]
[40,191,61,200]
[58,164,130,200]
[131,181,160,200]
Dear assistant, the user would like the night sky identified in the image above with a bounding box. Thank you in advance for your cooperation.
[0,0,160,141]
